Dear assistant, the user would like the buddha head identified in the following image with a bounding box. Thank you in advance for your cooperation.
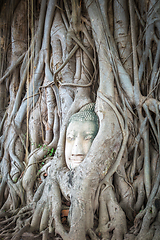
[65,103,99,170]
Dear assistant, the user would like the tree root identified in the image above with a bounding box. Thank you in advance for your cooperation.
[97,182,127,240]
[0,218,16,233]
[0,53,25,84]
[136,203,157,240]
[87,228,100,240]
[11,224,30,240]
[42,227,49,240]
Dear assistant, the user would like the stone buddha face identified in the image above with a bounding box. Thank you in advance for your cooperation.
[65,103,99,170]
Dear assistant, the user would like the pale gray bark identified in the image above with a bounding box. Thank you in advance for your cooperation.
[0,0,160,240]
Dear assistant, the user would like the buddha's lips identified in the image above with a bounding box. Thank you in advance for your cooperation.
[69,155,85,163]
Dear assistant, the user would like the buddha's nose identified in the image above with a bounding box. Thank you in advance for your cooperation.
[72,136,84,155]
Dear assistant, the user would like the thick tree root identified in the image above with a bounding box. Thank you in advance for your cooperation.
[11,224,30,240]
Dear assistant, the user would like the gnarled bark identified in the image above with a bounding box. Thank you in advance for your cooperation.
[0,0,160,239]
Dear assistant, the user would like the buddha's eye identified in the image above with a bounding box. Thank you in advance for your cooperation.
[67,136,75,141]
[84,135,94,141]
